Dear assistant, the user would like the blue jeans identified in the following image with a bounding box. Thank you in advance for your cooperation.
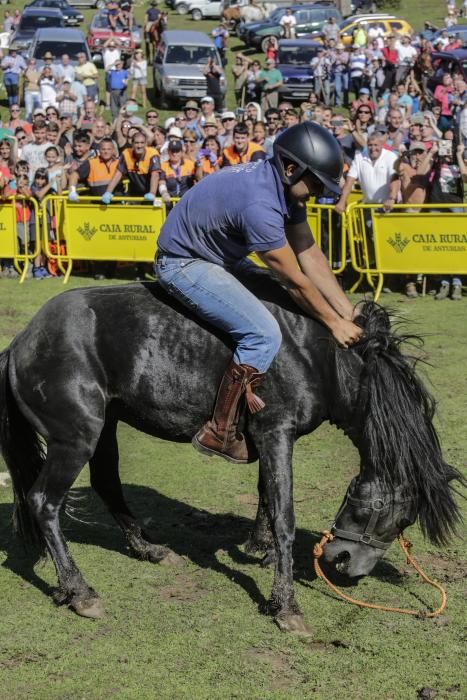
[334,72,348,106]
[154,255,282,373]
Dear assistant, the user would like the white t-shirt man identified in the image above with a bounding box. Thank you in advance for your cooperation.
[103,47,121,72]
[348,148,398,202]
[280,12,296,38]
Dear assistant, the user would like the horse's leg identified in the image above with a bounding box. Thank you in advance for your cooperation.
[244,472,275,559]
[27,441,104,619]
[259,432,311,636]
[89,419,184,566]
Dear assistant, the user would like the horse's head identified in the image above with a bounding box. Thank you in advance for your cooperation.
[322,476,417,577]
[326,302,463,578]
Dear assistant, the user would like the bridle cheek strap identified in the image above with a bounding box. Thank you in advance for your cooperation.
[331,494,399,551]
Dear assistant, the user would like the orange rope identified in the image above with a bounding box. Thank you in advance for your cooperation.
[313,531,447,617]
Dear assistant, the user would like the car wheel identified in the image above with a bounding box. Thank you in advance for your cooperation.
[96,0,106,8]
[261,35,275,53]
[191,9,203,20]
[177,3,189,14]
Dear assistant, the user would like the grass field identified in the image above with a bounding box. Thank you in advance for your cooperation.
[0,277,466,700]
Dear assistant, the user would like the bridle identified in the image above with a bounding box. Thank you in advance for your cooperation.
[330,477,415,551]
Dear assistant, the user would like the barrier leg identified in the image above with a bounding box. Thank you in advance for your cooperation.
[350,272,364,294]
[373,273,384,302]
[62,259,73,284]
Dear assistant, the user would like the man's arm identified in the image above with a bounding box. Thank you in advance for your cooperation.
[334,175,355,214]
[105,168,123,194]
[285,221,356,321]
[258,242,362,347]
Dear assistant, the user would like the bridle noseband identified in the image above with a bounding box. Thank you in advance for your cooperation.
[331,479,414,551]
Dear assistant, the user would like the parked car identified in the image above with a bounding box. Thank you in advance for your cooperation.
[67,0,106,9]
[87,10,142,64]
[237,3,342,53]
[153,30,226,107]
[9,7,65,53]
[312,14,413,46]
[25,0,84,27]
[276,38,320,102]
[431,27,467,48]
[30,27,91,65]
[176,0,222,21]
[428,50,467,92]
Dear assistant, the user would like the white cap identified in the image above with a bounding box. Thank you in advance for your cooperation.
[168,126,183,138]
[164,116,175,130]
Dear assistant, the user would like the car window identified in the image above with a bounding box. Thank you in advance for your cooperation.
[165,44,218,64]
[294,11,307,23]
[92,14,111,29]
[278,44,318,64]
[390,22,403,30]
[19,16,63,30]
[34,40,86,60]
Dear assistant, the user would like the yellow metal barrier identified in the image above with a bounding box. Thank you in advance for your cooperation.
[0,197,41,283]
[42,195,168,283]
[347,202,467,300]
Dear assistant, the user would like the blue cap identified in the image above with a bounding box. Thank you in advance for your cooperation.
[359,87,370,95]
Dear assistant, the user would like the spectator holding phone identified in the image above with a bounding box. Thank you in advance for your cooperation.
[195,136,221,180]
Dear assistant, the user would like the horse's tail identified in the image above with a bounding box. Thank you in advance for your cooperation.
[356,302,464,547]
[0,348,46,551]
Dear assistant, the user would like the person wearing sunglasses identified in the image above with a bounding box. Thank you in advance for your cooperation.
[263,107,281,157]
[155,122,362,463]
[182,128,199,162]
[6,105,29,133]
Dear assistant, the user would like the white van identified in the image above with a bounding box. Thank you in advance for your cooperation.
[176,0,223,21]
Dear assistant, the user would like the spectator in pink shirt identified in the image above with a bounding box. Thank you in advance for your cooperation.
[434,74,454,131]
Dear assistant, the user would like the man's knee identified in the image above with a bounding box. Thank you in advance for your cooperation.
[262,316,282,356]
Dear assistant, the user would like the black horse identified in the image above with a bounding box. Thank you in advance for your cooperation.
[0,271,462,634]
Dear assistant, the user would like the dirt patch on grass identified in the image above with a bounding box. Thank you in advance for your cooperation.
[245,647,310,693]
[0,651,47,669]
[236,493,258,506]
[402,552,467,584]
[158,573,208,603]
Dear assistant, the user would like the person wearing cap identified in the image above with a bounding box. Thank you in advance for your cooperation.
[333,43,350,109]
[75,52,99,103]
[144,1,160,50]
[218,111,236,148]
[257,58,283,111]
[352,23,367,49]
[108,58,129,119]
[200,96,216,127]
[1,48,26,107]
[221,122,266,167]
[102,38,122,109]
[23,58,42,123]
[102,130,160,203]
[158,139,196,203]
[155,122,361,463]
[56,80,79,122]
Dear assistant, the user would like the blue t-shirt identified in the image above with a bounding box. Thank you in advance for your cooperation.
[157,159,307,268]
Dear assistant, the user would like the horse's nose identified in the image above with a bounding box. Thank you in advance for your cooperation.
[334,550,351,574]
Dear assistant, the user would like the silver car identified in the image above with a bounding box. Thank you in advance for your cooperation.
[153,30,226,108]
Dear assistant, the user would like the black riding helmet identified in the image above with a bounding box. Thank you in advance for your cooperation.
[273,122,343,195]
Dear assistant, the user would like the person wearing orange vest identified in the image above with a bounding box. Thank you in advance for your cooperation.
[158,139,196,203]
[221,123,266,168]
[101,130,161,204]
[68,138,119,199]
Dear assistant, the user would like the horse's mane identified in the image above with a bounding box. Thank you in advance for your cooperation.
[352,301,463,546]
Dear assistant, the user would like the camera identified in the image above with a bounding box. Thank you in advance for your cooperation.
[438,139,452,157]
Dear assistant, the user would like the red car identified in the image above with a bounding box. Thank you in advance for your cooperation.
[87,10,142,64]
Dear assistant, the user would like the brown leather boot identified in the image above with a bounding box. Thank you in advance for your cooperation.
[192,360,265,464]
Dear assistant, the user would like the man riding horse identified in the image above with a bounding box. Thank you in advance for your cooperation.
[155,122,363,464]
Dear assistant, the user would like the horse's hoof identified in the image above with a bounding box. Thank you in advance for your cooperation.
[71,596,105,619]
[159,550,186,567]
[275,613,312,637]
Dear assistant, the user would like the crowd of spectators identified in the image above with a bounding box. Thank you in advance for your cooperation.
[0,2,466,297]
